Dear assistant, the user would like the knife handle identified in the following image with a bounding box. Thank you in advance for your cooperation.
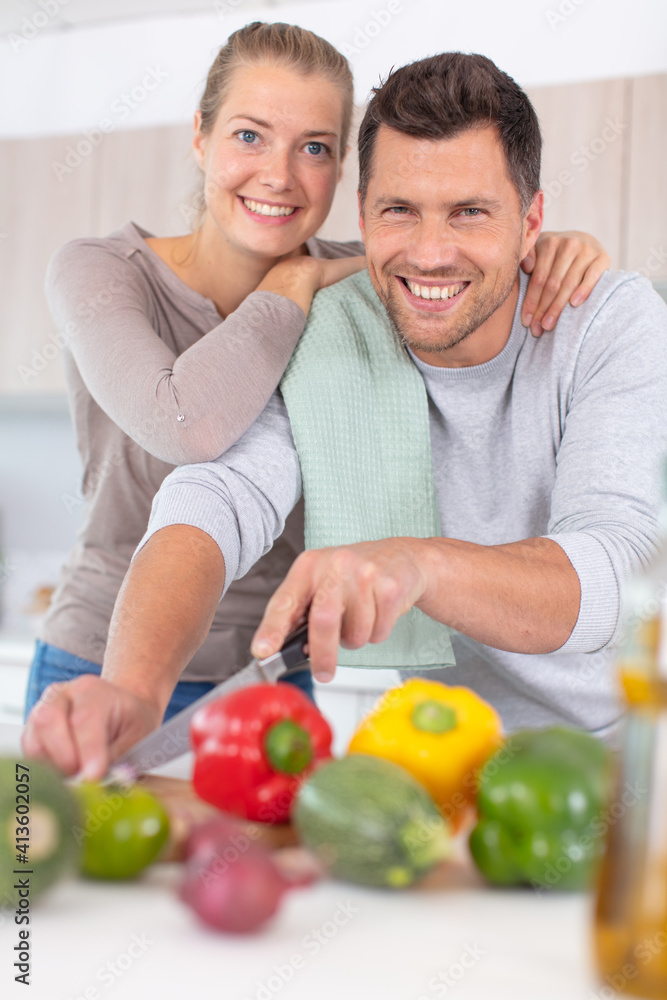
[279,621,310,673]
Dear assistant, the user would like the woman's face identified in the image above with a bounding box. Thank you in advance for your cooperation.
[193,63,347,260]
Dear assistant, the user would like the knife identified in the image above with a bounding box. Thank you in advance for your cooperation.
[107,622,310,783]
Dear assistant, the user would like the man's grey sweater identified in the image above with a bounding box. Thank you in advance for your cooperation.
[140,270,667,737]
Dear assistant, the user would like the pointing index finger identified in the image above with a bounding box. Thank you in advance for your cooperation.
[251,584,310,660]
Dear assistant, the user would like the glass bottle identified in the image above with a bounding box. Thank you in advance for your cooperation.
[593,468,667,999]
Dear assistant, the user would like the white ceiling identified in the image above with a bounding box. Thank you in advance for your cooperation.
[0,0,329,37]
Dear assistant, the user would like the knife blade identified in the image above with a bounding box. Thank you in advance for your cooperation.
[107,621,309,783]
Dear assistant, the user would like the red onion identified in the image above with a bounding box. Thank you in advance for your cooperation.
[180,817,289,933]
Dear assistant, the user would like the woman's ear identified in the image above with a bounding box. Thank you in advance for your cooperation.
[192,110,207,170]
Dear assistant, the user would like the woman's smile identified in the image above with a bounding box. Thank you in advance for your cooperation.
[239,195,301,223]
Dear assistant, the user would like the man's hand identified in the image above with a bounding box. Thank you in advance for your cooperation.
[521,231,611,337]
[251,536,581,682]
[251,538,431,682]
[22,524,225,779]
[21,676,162,780]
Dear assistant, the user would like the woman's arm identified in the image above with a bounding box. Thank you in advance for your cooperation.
[46,239,364,466]
[47,229,609,468]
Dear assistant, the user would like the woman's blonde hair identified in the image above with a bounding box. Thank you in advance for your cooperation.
[199,21,354,154]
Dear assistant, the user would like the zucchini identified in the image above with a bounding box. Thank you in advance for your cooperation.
[293,754,451,888]
[0,757,81,904]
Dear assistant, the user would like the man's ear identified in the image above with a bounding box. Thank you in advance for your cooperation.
[521,189,544,259]
[357,189,366,239]
[192,110,207,170]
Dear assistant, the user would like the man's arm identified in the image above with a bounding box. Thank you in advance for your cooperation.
[253,276,667,677]
[251,535,580,680]
[22,392,301,778]
[21,525,224,778]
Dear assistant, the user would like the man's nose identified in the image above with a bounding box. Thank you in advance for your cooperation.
[405,217,459,273]
[258,148,296,192]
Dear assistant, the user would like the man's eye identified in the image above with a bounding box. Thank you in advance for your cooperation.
[237,130,258,144]
[386,206,411,215]
[460,207,482,216]
[305,141,329,156]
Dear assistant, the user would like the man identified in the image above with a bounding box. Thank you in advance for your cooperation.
[23,53,667,778]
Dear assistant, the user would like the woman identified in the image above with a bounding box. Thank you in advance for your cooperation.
[24,21,609,723]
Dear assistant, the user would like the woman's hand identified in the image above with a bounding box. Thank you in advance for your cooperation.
[312,254,368,289]
[256,254,366,315]
[520,231,611,337]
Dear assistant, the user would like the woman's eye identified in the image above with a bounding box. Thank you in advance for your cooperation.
[305,141,329,156]
[237,130,258,144]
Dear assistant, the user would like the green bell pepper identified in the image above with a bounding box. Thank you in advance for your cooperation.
[469,726,614,891]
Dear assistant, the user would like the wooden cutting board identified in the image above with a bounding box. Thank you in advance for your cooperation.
[139,775,298,861]
[139,775,484,890]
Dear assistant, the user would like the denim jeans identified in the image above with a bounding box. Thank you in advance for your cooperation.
[24,640,314,722]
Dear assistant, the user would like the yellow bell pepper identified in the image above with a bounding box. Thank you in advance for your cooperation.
[348,679,502,829]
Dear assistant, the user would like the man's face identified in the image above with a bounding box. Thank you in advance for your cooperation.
[359,125,542,367]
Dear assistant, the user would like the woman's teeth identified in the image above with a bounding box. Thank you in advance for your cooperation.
[243,198,296,217]
[404,279,466,300]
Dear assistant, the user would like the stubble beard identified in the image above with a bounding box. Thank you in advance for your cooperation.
[379,254,522,356]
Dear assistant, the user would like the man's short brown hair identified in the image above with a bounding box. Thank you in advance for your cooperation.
[358,52,541,213]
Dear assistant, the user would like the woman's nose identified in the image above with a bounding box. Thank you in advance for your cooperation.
[258,149,296,192]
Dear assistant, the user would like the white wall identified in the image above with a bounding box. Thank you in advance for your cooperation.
[1,0,666,138]
[0,413,84,552]
[0,410,85,633]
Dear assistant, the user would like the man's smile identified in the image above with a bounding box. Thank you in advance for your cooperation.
[396,275,470,311]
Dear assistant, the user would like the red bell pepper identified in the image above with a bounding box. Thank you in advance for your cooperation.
[190,683,333,824]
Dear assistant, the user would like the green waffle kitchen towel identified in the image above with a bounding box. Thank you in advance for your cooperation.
[280,269,455,670]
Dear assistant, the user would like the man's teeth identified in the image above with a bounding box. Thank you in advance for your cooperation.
[243,198,296,217]
[404,279,466,300]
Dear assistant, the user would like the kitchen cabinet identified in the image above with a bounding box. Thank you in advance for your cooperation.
[625,74,667,279]
[90,123,194,240]
[0,124,193,397]
[526,73,667,279]
[0,134,96,396]
[525,77,626,266]
[1,74,665,399]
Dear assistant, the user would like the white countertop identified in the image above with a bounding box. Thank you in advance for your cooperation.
[0,723,606,1000]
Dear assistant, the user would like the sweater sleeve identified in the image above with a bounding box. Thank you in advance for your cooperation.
[545,276,667,653]
[137,390,303,591]
[45,237,357,466]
